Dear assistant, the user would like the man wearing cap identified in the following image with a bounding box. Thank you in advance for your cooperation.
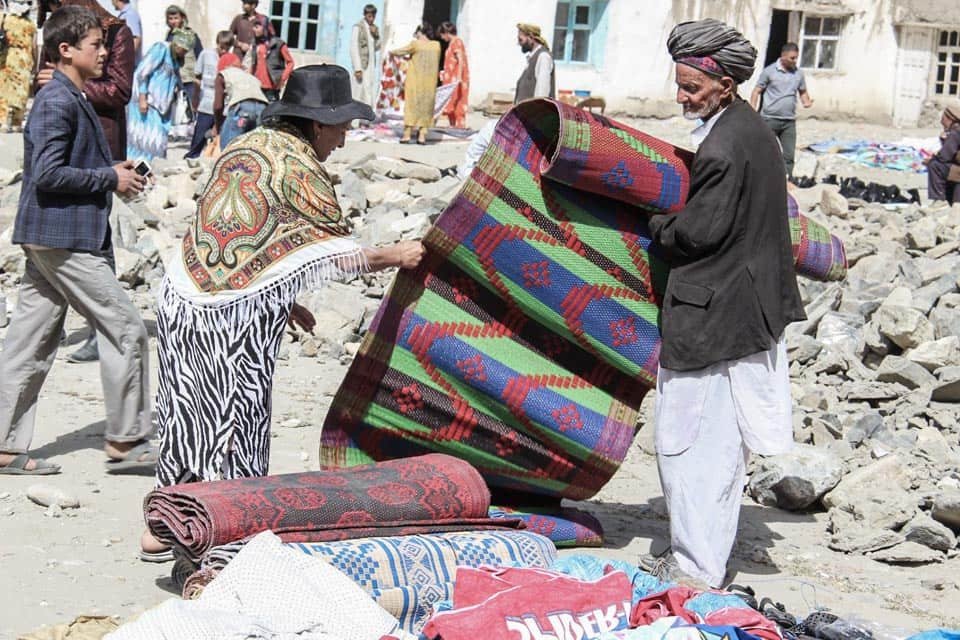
[640,19,805,588]
[150,65,425,541]
[515,23,555,103]
[924,103,960,208]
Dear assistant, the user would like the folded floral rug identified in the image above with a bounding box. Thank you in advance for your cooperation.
[145,454,521,561]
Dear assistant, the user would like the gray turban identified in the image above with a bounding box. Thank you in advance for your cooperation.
[667,19,757,84]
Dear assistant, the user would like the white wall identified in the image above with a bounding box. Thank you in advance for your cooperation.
[427,0,905,121]
[127,0,933,123]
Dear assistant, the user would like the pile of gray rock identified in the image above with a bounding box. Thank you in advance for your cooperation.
[0,153,460,362]
[748,182,960,565]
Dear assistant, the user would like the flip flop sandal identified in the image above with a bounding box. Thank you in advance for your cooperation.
[139,547,175,563]
[725,583,759,610]
[0,454,61,475]
[105,440,158,473]
[759,597,798,630]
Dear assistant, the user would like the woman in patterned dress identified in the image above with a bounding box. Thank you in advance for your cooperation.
[141,65,426,561]
[437,22,469,129]
[126,30,193,162]
[390,22,440,144]
[0,1,36,132]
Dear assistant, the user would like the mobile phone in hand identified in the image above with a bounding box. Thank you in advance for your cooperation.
[134,160,152,177]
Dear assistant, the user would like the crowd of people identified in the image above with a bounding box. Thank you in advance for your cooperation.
[1,0,955,603]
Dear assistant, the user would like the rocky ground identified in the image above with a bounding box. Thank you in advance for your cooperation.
[0,112,959,639]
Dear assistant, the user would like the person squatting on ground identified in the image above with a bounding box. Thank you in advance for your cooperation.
[640,18,806,588]
[750,42,813,178]
[924,102,960,208]
[391,21,440,145]
[0,6,153,476]
[350,3,380,110]
[142,64,425,558]
[514,23,555,103]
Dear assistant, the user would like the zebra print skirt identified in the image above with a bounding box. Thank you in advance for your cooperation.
[154,283,293,487]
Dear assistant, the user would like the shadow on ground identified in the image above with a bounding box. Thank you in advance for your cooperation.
[567,496,820,584]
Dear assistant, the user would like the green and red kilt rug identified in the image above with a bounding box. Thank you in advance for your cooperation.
[320,99,845,546]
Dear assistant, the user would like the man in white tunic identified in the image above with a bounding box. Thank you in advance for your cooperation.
[642,19,806,588]
[350,4,380,109]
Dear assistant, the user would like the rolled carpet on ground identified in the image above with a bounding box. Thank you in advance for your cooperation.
[145,453,522,561]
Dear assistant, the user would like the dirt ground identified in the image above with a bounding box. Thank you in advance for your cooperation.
[1,111,958,639]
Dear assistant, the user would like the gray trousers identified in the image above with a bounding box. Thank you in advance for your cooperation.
[0,248,152,454]
[763,117,797,177]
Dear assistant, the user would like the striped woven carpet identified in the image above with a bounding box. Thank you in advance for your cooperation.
[320,99,844,543]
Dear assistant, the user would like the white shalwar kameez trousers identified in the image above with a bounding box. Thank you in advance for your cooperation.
[655,334,793,587]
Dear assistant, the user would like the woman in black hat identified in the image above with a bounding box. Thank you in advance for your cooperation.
[142,64,426,562]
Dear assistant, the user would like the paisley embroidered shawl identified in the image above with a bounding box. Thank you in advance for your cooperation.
[183,122,355,293]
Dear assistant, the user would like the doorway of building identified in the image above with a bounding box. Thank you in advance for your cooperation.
[764,9,790,67]
[423,0,459,82]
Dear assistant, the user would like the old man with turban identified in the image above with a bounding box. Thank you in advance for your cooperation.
[640,19,805,588]
[515,23,554,103]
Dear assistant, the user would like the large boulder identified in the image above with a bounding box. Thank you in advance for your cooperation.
[820,188,849,218]
[906,217,939,250]
[875,355,937,389]
[932,490,960,530]
[747,444,843,510]
[907,337,960,372]
[874,304,936,349]
[822,455,910,510]
[388,161,442,182]
[901,513,957,551]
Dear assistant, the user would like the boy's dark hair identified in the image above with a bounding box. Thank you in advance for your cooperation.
[781,42,799,54]
[216,30,235,49]
[363,4,377,14]
[44,5,101,63]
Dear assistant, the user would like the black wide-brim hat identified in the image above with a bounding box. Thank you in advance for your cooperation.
[262,64,375,125]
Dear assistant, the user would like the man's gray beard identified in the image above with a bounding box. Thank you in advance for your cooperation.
[682,93,721,121]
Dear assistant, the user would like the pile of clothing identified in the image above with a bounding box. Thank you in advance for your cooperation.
[806,139,931,173]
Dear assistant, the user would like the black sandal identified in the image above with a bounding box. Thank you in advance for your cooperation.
[725,583,758,610]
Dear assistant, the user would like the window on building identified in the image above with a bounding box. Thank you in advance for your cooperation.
[800,15,842,70]
[934,30,960,96]
[553,1,596,63]
[270,0,322,51]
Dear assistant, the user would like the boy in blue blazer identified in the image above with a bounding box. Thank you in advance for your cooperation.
[0,6,155,475]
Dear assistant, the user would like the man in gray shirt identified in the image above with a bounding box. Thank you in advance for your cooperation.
[750,42,813,177]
